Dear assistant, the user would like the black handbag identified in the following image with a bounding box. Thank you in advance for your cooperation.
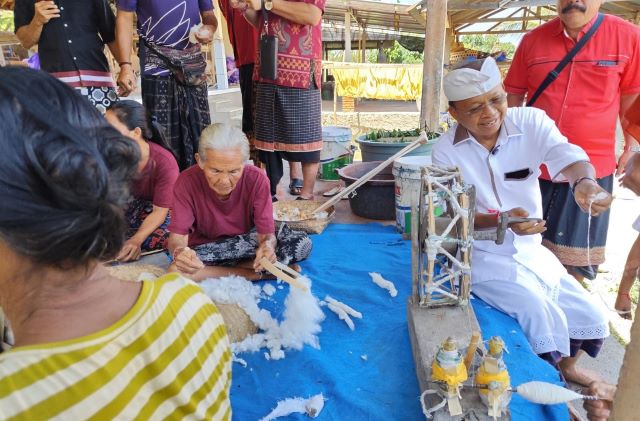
[142,38,208,86]
[259,8,278,80]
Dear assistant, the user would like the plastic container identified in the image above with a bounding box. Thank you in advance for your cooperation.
[318,126,353,180]
[337,161,395,220]
[392,155,433,235]
[355,135,436,162]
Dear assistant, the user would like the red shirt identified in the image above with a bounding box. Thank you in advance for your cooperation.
[623,95,640,141]
[219,1,258,67]
[169,164,275,246]
[132,142,179,208]
[504,14,640,179]
[253,0,325,89]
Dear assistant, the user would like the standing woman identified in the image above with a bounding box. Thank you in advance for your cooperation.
[105,100,180,262]
[0,67,232,419]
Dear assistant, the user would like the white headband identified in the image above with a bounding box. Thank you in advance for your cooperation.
[444,57,502,101]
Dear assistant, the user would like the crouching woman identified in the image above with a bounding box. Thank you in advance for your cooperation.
[0,67,232,419]
[168,123,312,281]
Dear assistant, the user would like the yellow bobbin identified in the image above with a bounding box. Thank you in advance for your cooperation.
[476,366,510,395]
[431,359,468,388]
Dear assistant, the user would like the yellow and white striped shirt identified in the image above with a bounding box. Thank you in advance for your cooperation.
[0,274,232,420]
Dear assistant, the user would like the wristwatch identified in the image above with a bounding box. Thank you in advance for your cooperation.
[264,0,273,10]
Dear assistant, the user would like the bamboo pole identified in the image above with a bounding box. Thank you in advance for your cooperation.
[311,132,429,215]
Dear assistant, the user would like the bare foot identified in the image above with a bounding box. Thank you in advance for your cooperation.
[560,364,604,388]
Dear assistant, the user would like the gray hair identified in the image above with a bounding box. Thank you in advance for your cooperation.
[198,123,250,162]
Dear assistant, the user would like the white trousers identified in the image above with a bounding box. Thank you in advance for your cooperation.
[472,263,609,356]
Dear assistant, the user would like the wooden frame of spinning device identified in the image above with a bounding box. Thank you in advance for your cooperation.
[410,165,475,308]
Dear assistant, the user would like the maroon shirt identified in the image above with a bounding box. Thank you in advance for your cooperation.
[132,142,179,208]
[169,164,275,246]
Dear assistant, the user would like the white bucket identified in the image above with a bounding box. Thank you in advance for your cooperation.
[392,155,433,235]
[319,126,353,180]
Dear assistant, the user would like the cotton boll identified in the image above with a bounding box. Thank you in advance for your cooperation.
[369,272,398,297]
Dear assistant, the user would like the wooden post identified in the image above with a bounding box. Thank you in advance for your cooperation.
[420,0,447,133]
[610,304,640,419]
[344,11,351,62]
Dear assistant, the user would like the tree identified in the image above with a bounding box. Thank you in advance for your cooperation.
[459,34,516,58]
[0,11,14,32]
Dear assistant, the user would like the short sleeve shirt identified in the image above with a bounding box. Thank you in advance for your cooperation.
[132,142,179,208]
[432,107,588,284]
[169,164,275,246]
[116,0,214,76]
[504,14,640,179]
[253,0,325,89]
[14,0,115,87]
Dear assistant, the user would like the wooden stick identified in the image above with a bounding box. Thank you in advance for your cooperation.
[311,131,430,215]
[104,249,167,265]
[464,331,481,371]
[259,258,308,291]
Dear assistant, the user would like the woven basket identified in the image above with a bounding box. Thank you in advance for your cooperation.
[106,264,166,282]
[216,303,257,343]
[273,200,334,234]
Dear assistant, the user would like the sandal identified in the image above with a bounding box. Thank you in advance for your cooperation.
[289,178,303,195]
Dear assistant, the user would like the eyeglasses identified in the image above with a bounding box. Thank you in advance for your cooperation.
[462,93,508,117]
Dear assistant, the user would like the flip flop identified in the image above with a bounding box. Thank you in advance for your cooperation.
[289,178,303,195]
[295,196,312,201]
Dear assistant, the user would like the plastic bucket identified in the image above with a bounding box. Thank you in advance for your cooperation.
[392,155,433,235]
[318,126,353,180]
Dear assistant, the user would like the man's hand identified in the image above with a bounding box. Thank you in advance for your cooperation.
[573,179,612,217]
[34,1,60,25]
[507,207,547,236]
[174,247,205,275]
[194,25,214,44]
[583,381,616,421]
[117,238,142,262]
[616,149,635,176]
[117,66,137,97]
[620,152,640,195]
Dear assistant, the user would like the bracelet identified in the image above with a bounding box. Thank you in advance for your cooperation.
[629,146,640,153]
[571,176,597,195]
[119,61,132,67]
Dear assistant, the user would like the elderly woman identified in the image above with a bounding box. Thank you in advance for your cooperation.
[105,100,180,261]
[168,123,312,281]
[0,67,231,419]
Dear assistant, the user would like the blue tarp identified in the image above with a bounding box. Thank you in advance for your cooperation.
[230,223,567,420]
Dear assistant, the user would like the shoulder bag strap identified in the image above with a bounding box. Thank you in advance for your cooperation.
[527,13,604,107]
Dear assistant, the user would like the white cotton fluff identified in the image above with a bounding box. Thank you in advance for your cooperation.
[199,275,324,360]
[262,283,277,296]
[233,356,248,367]
[369,272,398,297]
[326,303,355,331]
[260,393,326,421]
[325,296,362,319]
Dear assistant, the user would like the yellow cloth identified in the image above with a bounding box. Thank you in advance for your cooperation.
[0,274,232,421]
[333,66,423,100]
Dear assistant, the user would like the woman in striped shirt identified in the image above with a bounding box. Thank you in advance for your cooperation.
[0,67,232,420]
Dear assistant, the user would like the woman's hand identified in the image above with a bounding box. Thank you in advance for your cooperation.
[117,239,142,262]
[174,247,205,274]
[573,179,612,216]
[253,239,276,272]
[507,207,547,236]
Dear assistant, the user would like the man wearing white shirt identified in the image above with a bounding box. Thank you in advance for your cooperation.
[432,57,612,386]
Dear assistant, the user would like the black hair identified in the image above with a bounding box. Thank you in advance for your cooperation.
[448,58,487,108]
[0,67,140,266]
[107,100,175,157]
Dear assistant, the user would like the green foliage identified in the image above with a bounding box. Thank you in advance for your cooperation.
[397,36,424,53]
[364,128,440,143]
[459,34,516,58]
[384,41,423,64]
[0,11,14,32]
